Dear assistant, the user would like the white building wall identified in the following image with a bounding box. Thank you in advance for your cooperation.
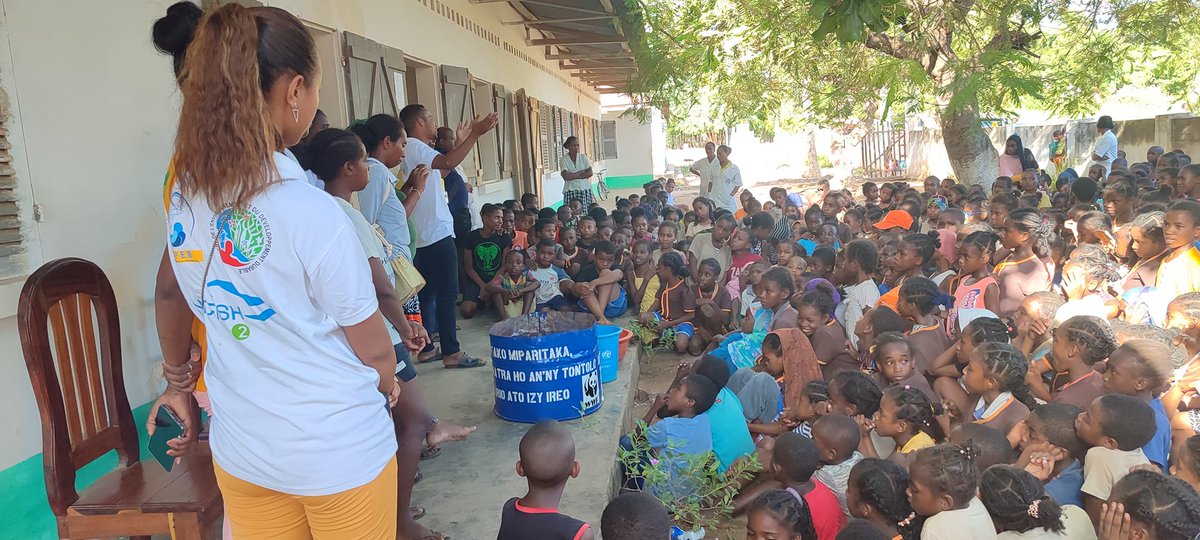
[603,111,654,180]
[0,0,600,470]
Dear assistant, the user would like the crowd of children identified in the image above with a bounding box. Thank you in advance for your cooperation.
[488,156,1200,538]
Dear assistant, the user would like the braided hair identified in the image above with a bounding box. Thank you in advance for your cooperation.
[898,276,952,315]
[1105,178,1139,200]
[1058,315,1117,365]
[1168,292,1200,330]
[798,286,838,318]
[884,385,946,442]
[962,317,1014,347]
[1006,208,1055,258]
[1131,210,1166,243]
[899,232,941,268]
[979,465,1064,534]
[971,342,1035,407]
[849,458,923,540]
[1111,469,1200,540]
[910,442,981,509]
[832,371,884,417]
[960,230,999,261]
[1066,244,1121,284]
[747,490,818,539]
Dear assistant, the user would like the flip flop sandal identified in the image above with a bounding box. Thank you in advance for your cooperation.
[443,356,487,369]
[417,348,443,364]
[414,470,424,484]
[410,506,426,520]
[421,446,442,460]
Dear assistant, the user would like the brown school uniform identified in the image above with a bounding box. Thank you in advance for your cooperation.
[906,321,952,378]
[694,284,732,321]
[769,304,799,331]
[812,320,859,380]
[659,278,697,322]
[995,255,1051,317]
[971,394,1031,436]
[880,370,937,403]
[1050,370,1105,409]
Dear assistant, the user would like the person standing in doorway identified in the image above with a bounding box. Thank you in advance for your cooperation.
[560,136,598,206]
[711,145,743,213]
[399,104,496,369]
[1091,115,1119,176]
[437,127,473,248]
[690,141,719,200]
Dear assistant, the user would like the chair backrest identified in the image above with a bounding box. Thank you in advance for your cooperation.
[18,258,138,515]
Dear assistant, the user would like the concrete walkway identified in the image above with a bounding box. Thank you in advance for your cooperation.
[410,314,640,539]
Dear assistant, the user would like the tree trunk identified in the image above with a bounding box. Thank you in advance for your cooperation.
[937,98,999,188]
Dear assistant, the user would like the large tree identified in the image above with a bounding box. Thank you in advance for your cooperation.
[622,0,1200,184]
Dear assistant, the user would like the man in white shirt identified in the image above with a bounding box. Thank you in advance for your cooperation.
[1091,115,1119,176]
[690,142,719,200]
[399,104,497,369]
[711,145,743,213]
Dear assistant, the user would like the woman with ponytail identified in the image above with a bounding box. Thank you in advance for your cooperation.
[995,208,1054,317]
[150,5,401,538]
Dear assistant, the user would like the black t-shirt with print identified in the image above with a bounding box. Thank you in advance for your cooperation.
[462,228,511,283]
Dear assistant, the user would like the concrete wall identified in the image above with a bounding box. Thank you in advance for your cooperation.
[603,110,655,187]
[908,114,1200,180]
[0,0,599,477]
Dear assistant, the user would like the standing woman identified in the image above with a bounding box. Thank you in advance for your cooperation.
[561,136,599,206]
[150,5,399,538]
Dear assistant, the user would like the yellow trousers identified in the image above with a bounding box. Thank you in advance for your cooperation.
[214,457,398,540]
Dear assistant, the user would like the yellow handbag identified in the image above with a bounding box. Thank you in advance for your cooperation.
[372,224,425,302]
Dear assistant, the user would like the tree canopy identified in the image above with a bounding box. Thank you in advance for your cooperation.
[621,0,1200,180]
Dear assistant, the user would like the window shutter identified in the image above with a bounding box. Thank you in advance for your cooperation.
[601,120,618,160]
[538,101,551,173]
[0,120,25,277]
[440,65,480,182]
[381,45,407,113]
[593,119,601,161]
[343,32,391,121]
[493,84,512,179]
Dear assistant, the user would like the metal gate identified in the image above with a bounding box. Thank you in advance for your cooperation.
[861,125,908,179]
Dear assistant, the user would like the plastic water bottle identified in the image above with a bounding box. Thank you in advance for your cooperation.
[670,525,705,539]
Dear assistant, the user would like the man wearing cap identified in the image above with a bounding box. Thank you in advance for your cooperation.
[872,209,914,234]
[1091,115,1119,176]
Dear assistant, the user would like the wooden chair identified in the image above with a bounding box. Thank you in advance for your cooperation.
[18,258,222,539]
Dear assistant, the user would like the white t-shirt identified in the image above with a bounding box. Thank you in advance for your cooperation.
[922,498,997,540]
[404,137,456,249]
[1093,130,1118,175]
[335,197,401,346]
[560,152,592,192]
[711,161,743,212]
[691,156,719,197]
[530,264,568,304]
[165,152,396,496]
[358,157,412,261]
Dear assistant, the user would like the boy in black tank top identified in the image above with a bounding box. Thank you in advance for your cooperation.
[497,420,594,540]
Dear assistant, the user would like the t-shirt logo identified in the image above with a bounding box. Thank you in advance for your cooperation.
[215,206,272,273]
[476,242,501,273]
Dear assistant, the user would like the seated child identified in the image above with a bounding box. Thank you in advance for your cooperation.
[484,250,539,320]
[860,386,944,467]
[895,277,953,377]
[575,216,597,253]
[600,492,670,540]
[710,262,771,371]
[746,490,819,540]
[563,241,626,325]
[978,465,1088,540]
[690,258,733,355]
[1076,394,1156,524]
[529,238,570,312]
[560,227,588,276]
[784,380,831,439]
[1100,339,1173,472]
[729,330,822,436]
[460,203,512,319]
[928,317,1013,423]
[959,342,1033,436]
[827,371,892,459]
[908,443,997,540]
[1106,469,1200,540]
[846,458,920,539]
[1047,315,1116,408]
[735,432,846,540]
[1015,403,1086,508]
[794,286,858,380]
[812,415,864,515]
[626,239,659,316]
[638,252,696,353]
[650,221,681,265]
[852,306,908,370]
[871,332,935,402]
[947,423,1015,472]
[497,420,594,540]
[630,374,717,500]
[691,355,755,473]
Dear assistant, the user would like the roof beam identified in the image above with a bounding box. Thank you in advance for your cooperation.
[472,0,609,15]
[528,35,626,46]
[560,60,637,68]
[502,15,616,26]
[546,52,633,60]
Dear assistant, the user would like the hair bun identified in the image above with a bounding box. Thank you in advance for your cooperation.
[152,1,203,58]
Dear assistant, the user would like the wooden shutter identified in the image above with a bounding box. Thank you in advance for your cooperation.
[540,103,553,171]
[344,33,391,121]
[440,65,480,182]
[494,84,513,179]
[382,46,407,112]
[0,121,25,277]
[601,120,619,160]
[513,89,534,194]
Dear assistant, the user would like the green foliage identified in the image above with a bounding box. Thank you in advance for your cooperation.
[817,154,834,168]
[618,421,761,534]
[622,0,1200,148]
[626,320,678,355]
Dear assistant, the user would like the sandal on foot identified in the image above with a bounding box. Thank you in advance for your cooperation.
[442,355,487,369]
[410,506,426,520]
[420,446,442,460]
[417,348,443,364]
[414,470,423,484]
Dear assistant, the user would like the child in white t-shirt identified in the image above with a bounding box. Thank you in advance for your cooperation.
[1074,394,1155,524]
[908,443,998,540]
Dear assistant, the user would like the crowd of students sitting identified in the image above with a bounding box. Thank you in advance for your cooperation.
[487,149,1200,539]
